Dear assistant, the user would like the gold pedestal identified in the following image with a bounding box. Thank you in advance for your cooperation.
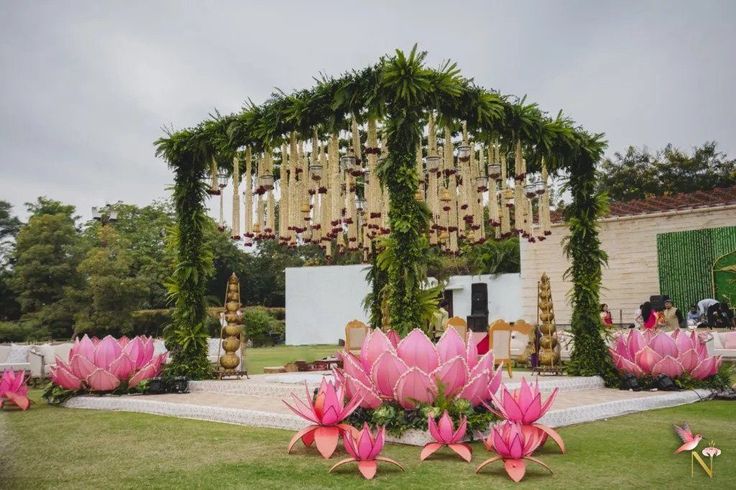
[535,273,562,375]
[218,273,248,379]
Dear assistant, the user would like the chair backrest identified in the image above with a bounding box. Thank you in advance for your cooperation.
[511,319,535,336]
[488,319,512,362]
[446,316,468,340]
[345,320,369,350]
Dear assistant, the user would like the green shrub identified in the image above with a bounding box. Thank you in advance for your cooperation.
[0,320,50,343]
[243,308,284,347]
[131,309,173,337]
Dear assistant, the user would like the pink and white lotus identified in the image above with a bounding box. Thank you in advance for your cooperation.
[610,329,721,380]
[0,369,30,410]
[50,335,167,392]
[421,410,472,462]
[336,328,503,410]
[476,421,552,482]
[329,423,404,480]
[283,378,361,459]
[486,378,565,453]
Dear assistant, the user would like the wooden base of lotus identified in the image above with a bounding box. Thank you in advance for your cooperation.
[534,423,566,453]
[330,456,405,480]
[287,424,355,459]
[420,442,472,462]
[476,455,552,483]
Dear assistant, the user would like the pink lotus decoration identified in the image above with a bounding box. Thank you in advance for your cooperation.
[336,328,503,410]
[50,335,167,392]
[283,378,361,459]
[486,378,565,453]
[476,421,552,483]
[0,369,30,411]
[421,410,472,462]
[610,329,721,380]
[330,423,404,480]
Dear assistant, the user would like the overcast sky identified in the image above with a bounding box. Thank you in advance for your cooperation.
[1,0,734,221]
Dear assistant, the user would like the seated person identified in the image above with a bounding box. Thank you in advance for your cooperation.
[686,304,701,325]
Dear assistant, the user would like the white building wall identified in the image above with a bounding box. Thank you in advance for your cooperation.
[285,264,522,345]
[285,264,370,345]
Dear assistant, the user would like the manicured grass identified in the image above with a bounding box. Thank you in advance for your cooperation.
[244,344,339,374]
[2,391,734,489]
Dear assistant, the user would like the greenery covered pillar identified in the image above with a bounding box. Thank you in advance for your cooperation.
[156,134,212,379]
[379,49,433,334]
[564,136,616,382]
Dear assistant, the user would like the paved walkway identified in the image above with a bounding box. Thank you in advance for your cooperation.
[63,371,710,445]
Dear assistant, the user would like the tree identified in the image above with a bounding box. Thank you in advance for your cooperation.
[0,200,22,320]
[11,199,83,338]
[598,142,736,201]
[70,225,147,337]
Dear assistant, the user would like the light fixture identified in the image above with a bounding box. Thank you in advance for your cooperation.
[440,189,452,203]
[218,171,229,189]
[487,163,502,180]
[457,144,471,160]
[475,176,488,192]
[309,163,323,181]
[524,182,537,198]
[91,206,101,220]
[426,154,441,171]
[340,151,357,172]
[259,174,275,191]
[356,197,366,211]
[536,180,546,195]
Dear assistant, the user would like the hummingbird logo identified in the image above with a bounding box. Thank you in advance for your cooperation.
[673,423,702,454]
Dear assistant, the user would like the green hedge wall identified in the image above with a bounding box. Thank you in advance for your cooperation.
[657,225,736,309]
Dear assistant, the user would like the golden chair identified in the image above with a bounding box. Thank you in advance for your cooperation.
[344,320,369,355]
[445,316,468,341]
[488,319,514,377]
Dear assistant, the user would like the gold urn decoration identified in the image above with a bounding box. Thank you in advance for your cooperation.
[220,273,243,373]
[537,273,561,371]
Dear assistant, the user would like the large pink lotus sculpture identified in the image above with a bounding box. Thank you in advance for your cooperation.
[0,369,30,410]
[50,335,167,392]
[329,423,404,480]
[283,378,361,459]
[421,410,472,462]
[476,421,552,482]
[486,378,565,453]
[336,328,503,410]
[610,329,721,380]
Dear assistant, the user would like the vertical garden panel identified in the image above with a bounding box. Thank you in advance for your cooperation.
[657,226,736,310]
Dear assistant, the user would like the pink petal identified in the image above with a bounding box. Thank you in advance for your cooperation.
[451,416,468,443]
[139,337,155,368]
[360,330,395,372]
[691,357,720,380]
[343,430,358,459]
[385,330,401,349]
[677,349,700,373]
[436,327,466,363]
[357,426,375,459]
[538,388,559,420]
[86,369,121,391]
[397,329,440,374]
[459,370,490,406]
[344,375,382,409]
[437,411,455,443]
[368,427,384,459]
[393,367,437,409]
[486,363,504,397]
[651,355,684,378]
[122,337,142,368]
[431,356,468,397]
[77,335,96,362]
[627,329,645,359]
[428,414,441,442]
[108,354,135,381]
[675,329,695,353]
[340,352,371,387]
[71,354,97,379]
[650,332,678,358]
[635,346,663,374]
[51,365,82,390]
[370,351,408,398]
[94,335,122,370]
[128,361,158,388]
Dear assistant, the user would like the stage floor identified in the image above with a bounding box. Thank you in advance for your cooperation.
[64,372,710,446]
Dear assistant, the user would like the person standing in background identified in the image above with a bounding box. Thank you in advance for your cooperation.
[663,299,684,329]
[600,304,613,327]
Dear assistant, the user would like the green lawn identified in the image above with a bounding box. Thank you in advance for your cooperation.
[244,344,339,374]
[1,391,734,489]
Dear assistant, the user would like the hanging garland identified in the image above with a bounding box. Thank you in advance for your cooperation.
[156,46,612,381]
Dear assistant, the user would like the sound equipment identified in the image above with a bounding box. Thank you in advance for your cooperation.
[471,283,488,315]
[467,314,488,333]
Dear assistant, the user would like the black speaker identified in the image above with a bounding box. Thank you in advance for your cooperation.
[471,283,488,315]
[649,295,669,311]
[467,314,488,333]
